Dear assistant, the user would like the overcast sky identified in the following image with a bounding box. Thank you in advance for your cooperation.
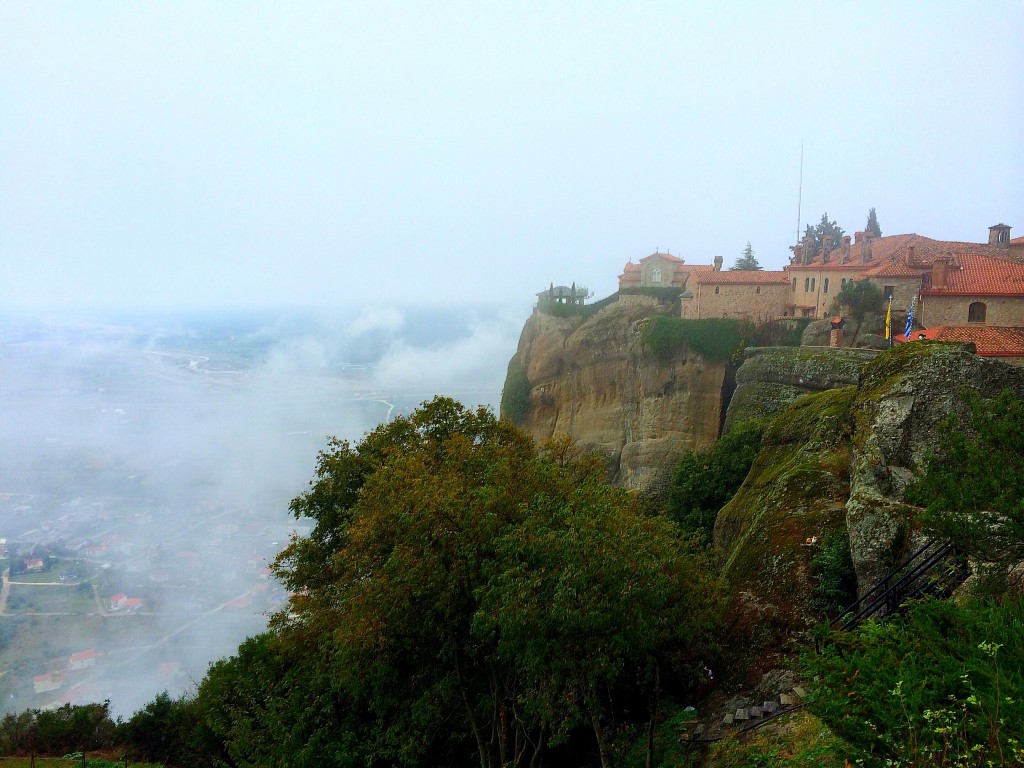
[2,2,1022,312]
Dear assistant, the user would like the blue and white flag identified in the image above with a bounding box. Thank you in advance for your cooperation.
[904,296,916,339]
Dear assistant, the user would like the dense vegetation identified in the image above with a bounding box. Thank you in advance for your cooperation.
[809,598,1024,766]
[9,366,1024,767]
[641,316,754,363]
[499,353,531,425]
[664,419,765,541]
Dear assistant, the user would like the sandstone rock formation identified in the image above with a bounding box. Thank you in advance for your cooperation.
[714,340,1024,647]
[505,303,727,491]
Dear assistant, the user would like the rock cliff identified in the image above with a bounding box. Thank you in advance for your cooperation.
[504,303,727,491]
[714,340,1024,646]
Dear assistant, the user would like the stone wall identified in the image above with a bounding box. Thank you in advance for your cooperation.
[691,283,789,321]
[919,295,1024,328]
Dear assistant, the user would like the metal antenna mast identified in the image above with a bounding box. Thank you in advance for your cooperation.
[795,139,804,246]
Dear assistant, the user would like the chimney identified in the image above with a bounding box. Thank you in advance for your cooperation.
[841,235,851,263]
[792,243,804,264]
[862,231,875,262]
[989,223,1011,246]
[713,254,723,271]
[932,254,952,289]
[822,234,833,264]
[854,231,865,244]
[905,245,916,266]
[802,235,814,265]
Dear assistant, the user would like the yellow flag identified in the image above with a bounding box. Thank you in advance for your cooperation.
[884,298,892,340]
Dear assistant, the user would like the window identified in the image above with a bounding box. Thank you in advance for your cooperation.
[921,273,932,289]
[968,302,987,323]
[756,286,761,294]
[810,277,816,291]
[823,278,829,294]
[652,268,662,283]
[884,285,894,300]
[804,277,810,291]
[792,278,797,290]
[714,286,720,294]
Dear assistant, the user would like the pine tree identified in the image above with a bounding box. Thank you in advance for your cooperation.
[731,242,762,270]
[866,208,882,237]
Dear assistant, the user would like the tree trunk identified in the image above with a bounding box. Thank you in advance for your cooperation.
[591,711,611,768]
[646,665,660,768]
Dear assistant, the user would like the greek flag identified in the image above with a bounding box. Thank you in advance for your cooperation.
[904,296,916,339]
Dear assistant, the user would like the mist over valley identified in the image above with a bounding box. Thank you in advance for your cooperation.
[0,304,525,717]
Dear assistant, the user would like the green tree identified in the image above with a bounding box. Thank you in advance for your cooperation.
[909,388,1024,569]
[798,213,846,260]
[665,420,765,541]
[730,242,762,271]
[831,279,885,338]
[273,398,722,768]
[865,207,882,237]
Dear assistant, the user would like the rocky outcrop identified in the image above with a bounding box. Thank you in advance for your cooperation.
[714,340,1024,646]
[723,347,876,431]
[506,303,727,491]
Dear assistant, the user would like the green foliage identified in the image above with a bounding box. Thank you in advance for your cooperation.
[702,711,850,767]
[116,691,213,767]
[807,597,1024,766]
[269,399,724,768]
[866,207,882,237]
[831,279,885,324]
[909,388,1024,569]
[0,703,115,758]
[499,353,531,425]
[641,316,754,363]
[800,213,846,260]
[808,530,857,614]
[666,420,765,540]
[730,241,762,271]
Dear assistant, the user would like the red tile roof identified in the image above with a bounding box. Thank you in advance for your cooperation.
[895,326,1024,356]
[921,253,1024,296]
[861,258,922,279]
[692,270,790,285]
[790,233,1024,271]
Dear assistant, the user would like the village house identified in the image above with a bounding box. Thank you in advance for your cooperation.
[67,649,99,671]
[33,671,62,695]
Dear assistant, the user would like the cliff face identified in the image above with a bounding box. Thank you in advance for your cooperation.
[714,341,1024,646]
[506,303,727,491]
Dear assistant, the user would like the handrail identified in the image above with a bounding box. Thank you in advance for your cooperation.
[834,540,961,632]
[830,540,938,629]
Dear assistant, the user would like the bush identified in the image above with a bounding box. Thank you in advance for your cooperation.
[806,597,1024,766]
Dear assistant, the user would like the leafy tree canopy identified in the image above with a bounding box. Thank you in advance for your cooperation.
[665,419,765,541]
[831,279,885,326]
[865,207,882,238]
[270,397,722,768]
[797,213,846,259]
[730,242,762,271]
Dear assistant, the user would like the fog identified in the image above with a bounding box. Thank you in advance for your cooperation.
[0,304,527,716]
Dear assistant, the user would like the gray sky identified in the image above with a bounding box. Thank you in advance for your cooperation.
[2,2,1022,312]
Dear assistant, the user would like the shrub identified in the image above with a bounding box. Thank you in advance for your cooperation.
[806,597,1024,766]
[808,530,857,614]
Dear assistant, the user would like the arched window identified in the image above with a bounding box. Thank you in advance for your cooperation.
[651,268,662,283]
[823,278,829,294]
[968,302,987,323]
